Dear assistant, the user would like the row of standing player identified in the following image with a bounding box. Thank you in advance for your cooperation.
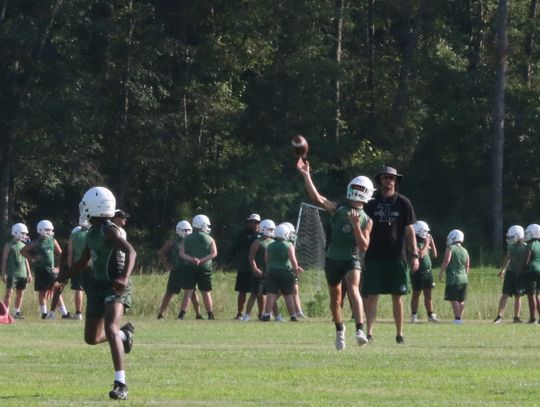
[156,214,306,322]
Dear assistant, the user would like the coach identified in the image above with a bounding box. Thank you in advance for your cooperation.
[362,166,419,344]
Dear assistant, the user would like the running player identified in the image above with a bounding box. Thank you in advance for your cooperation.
[54,186,136,400]
[157,220,202,319]
[2,223,32,318]
[67,221,89,320]
[297,159,372,349]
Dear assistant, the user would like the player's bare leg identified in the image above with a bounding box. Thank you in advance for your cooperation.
[392,294,404,342]
[201,291,214,319]
[514,295,522,320]
[410,290,421,320]
[191,291,202,318]
[158,291,174,317]
[4,288,13,310]
[74,290,84,315]
[423,288,434,318]
[366,295,378,338]
[178,289,194,318]
[236,292,247,319]
[262,293,277,321]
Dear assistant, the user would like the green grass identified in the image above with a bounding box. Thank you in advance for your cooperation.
[1,267,540,406]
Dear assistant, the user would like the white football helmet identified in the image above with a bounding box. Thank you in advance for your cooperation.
[274,224,290,241]
[260,219,276,238]
[525,224,540,241]
[71,226,82,234]
[176,220,193,237]
[192,214,211,233]
[79,186,116,222]
[346,176,375,203]
[446,229,464,245]
[11,223,29,240]
[506,225,524,245]
[281,222,297,242]
[37,220,54,237]
[413,220,430,239]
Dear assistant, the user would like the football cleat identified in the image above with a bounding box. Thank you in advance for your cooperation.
[120,322,134,354]
[335,327,346,351]
[356,329,368,346]
[109,381,128,400]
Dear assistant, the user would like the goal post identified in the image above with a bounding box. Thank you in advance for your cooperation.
[295,202,327,271]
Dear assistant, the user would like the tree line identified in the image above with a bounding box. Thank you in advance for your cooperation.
[0,0,538,264]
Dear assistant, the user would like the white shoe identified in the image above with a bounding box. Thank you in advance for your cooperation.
[72,313,83,320]
[46,311,56,320]
[356,329,368,346]
[296,311,307,319]
[453,319,464,325]
[274,315,285,322]
[335,327,346,351]
[428,313,438,323]
[410,314,418,323]
[241,314,250,321]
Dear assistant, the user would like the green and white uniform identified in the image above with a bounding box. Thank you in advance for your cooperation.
[525,240,540,295]
[70,227,89,290]
[266,240,295,295]
[166,236,186,294]
[502,242,527,296]
[325,204,367,287]
[251,237,273,294]
[32,236,56,292]
[411,240,434,291]
[444,244,469,302]
[5,240,28,290]
[182,231,214,292]
[84,220,132,319]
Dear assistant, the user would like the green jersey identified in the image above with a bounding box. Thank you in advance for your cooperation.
[86,220,124,284]
[6,240,27,278]
[508,242,528,273]
[326,204,367,261]
[418,241,432,273]
[183,231,214,271]
[527,241,540,273]
[267,240,292,270]
[33,236,55,270]
[445,244,469,285]
[254,237,274,273]
[70,228,89,263]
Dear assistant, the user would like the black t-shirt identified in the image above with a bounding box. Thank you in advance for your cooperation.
[225,229,259,272]
[364,192,416,261]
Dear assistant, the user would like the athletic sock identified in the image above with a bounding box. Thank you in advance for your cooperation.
[355,322,364,331]
[60,305,68,316]
[15,308,21,313]
[455,316,461,320]
[114,370,126,385]
[119,330,127,342]
[40,305,47,314]
[335,322,344,332]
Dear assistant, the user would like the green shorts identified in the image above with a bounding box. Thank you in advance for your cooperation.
[182,265,212,292]
[6,276,27,290]
[265,268,295,295]
[444,283,467,302]
[84,279,132,319]
[524,271,540,295]
[411,270,434,292]
[324,257,361,287]
[34,267,56,292]
[70,272,85,291]
[166,268,185,294]
[502,270,525,297]
[361,259,409,296]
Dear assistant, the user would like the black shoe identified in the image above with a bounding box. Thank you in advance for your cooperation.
[367,335,373,343]
[234,313,242,320]
[178,311,185,320]
[196,315,203,320]
[528,318,536,324]
[61,312,72,319]
[120,322,134,354]
[14,312,24,319]
[290,315,298,322]
[493,315,502,324]
[208,312,215,320]
[109,381,128,400]
[513,317,523,323]
[261,315,271,322]
[41,313,47,319]
[396,335,405,344]
[157,313,163,320]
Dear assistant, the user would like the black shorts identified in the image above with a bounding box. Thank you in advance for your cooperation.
[249,276,264,295]
[324,257,361,287]
[34,267,56,292]
[6,276,27,290]
[235,270,252,293]
[182,265,212,292]
[502,270,525,297]
[362,259,409,296]
[524,271,540,296]
[444,283,467,302]
[411,270,434,292]
[166,269,184,294]
[70,272,85,291]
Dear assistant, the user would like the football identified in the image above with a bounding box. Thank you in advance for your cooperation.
[291,134,308,159]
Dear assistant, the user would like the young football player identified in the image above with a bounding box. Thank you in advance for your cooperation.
[157,220,202,319]
[178,214,217,320]
[67,221,90,320]
[297,159,372,349]
[53,186,136,400]
[281,222,307,318]
[439,229,470,324]
[410,220,438,323]
[2,223,32,318]
[524,224,540,323]
[493,225,527,323]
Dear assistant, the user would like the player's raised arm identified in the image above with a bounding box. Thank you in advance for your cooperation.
[296,158,337,214]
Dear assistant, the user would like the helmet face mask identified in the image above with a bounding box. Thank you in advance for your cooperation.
[11,223,29,240]
[413,221,430,239]
[37,220,54,237]
[259,219,276,238]
[346,176,375,203]
[506,225,524,245]
[79,187,116,222]
[192,215,211,234]
[446,229,464,245]
[176,220,193,238]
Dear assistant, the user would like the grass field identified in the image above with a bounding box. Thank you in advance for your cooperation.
[2,267,540,406]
